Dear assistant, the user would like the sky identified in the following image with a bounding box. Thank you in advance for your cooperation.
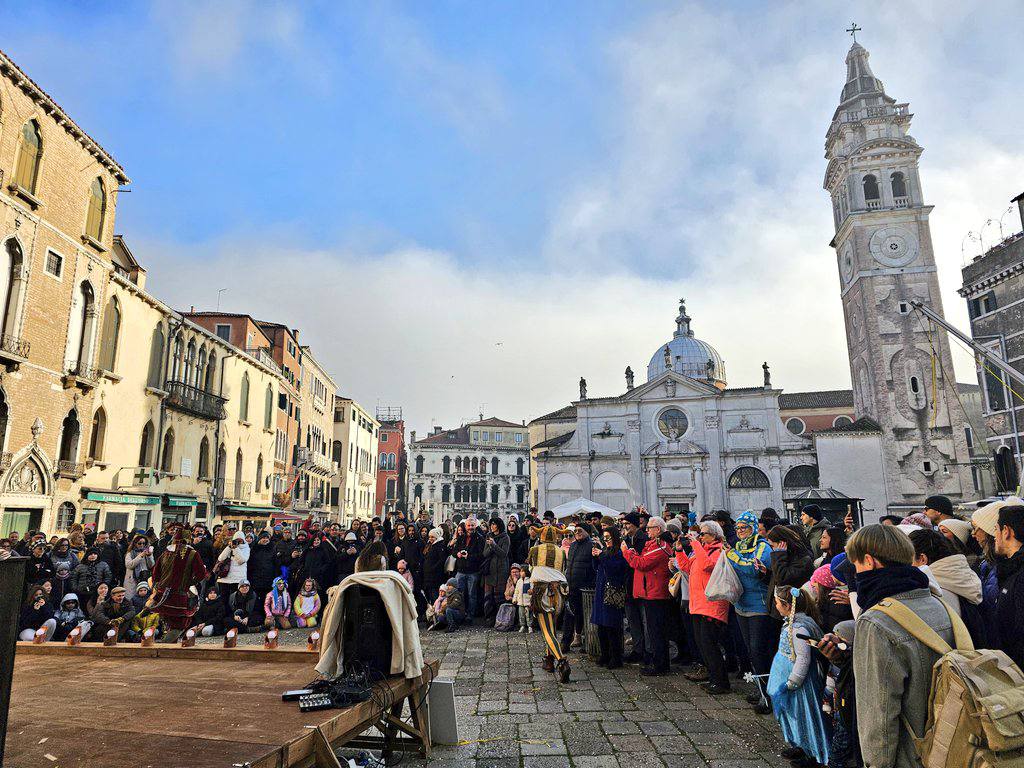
[3,1,1022,434]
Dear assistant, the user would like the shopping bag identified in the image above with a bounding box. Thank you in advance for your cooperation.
[444,555,457,573]
[704,553,743,603]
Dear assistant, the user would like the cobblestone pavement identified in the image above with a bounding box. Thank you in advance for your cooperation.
[200,625,789,767]
[395,625,789,768]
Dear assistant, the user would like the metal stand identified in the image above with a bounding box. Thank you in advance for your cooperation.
[0,556,27,766]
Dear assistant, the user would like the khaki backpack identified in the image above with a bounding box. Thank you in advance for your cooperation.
[872,598,1024,768]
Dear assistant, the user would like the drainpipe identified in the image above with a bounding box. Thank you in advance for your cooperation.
[210,352,228,519]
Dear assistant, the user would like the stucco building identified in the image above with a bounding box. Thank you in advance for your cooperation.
[294,347,336,516]
[331,396,379,524]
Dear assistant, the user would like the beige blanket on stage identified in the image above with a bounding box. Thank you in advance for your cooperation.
[315,570,424,679]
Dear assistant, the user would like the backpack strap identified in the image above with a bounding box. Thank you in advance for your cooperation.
[871,599,952,655]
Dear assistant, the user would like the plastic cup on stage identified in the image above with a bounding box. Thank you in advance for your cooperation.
[264,629,279,649]
[224,628,238,648]
[307,631,320,651]
[103,629,117,647]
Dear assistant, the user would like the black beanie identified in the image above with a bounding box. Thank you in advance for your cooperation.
[924,495,953,517]
[802,504,823,522]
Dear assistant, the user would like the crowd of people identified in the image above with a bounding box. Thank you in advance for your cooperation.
[5,493,1023,768]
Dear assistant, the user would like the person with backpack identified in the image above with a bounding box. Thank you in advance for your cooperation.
[845,524,955,768]
[908,528,987,647]
[993,503,1024,668]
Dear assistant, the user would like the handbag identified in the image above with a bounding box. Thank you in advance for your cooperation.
[704,553,743,603]
[603,583,626,610]
[212,558,230,579]
[668,572,682,598]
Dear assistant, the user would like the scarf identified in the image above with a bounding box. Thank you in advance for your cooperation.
[733,511,760,554]
[854,564,929,612]
[271,580,289,613]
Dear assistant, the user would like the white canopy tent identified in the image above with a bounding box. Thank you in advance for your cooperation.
[549,497,621,520]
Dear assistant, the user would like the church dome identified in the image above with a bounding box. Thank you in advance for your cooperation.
[646,299,727,387]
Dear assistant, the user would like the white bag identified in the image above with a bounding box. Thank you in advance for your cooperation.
[444,555,457,573]
[704,552,743,603]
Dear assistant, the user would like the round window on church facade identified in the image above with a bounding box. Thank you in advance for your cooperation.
[657,408,689,439]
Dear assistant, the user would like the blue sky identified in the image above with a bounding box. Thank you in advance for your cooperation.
[3,1,1022,430]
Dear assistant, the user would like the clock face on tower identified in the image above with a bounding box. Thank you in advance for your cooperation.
[841,242,855,282]
[869,225,919,268]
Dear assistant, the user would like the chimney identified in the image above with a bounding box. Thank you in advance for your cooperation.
[190,305,195,313]
[410,430,416,443]
[433,426,443,435]
[1014,191,1024,233]
[479,412,483,422]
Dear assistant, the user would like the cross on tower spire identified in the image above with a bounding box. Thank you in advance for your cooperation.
[845,21,862,42]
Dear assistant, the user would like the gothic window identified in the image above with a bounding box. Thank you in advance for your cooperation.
[255,454,263,490]
[198,436,210,479]
[184,340,196,386]
[205,351,217,391]
[67,281,96,373]
[455,456,462,472]
[387,453,396,470]
[491,457,499,475]
[160,428,175,473]
[470,484,479,502]
[57,409,80,464]
[728,466,770,489]
[85,177,106,241]
[139,421,154,467]
[88,408,106,461]
[379,452,388,469]
[56,502,76,531]
[442,455,451,474]
[862,174,880,201]
[98,297,121,372]
[783,465,819,489]
[264,385,273,429]
[441,484,450,502]
[239,372,250,421]
[414,484,423,500]
[471,457,479,473]
[234,449,244,498]
[785,417,806,436]
[170,334,183,381]
[415,455,424,473]
[516,485,525,504]
[147,324,164,388]
[490,485,499,504]
[890,171,907,199]
[14,120,42,194]
[0,239,25,341]
[516,458,524,476]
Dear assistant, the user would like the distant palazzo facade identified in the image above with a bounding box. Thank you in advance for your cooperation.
[407,418,531,523]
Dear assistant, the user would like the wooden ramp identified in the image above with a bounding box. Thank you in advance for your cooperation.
[5,643,436,768]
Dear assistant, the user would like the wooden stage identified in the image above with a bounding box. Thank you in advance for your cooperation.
[5,642,436,768]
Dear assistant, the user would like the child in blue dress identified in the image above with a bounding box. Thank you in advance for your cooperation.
[767,586,830,767]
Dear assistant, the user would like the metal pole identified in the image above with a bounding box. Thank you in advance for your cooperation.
[0,556,28,766]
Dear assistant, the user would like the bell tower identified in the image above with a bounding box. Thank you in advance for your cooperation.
[824,40,972,511]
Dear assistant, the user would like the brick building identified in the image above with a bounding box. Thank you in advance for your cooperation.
[0,49,129,535]
[959,192,1024,494]
[374,407,405,516]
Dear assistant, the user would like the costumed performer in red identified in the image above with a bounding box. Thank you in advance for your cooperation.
[151,520,208,642]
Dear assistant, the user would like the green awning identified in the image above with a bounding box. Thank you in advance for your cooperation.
[164,494,198,508]
[85,491,160,506]
[220,504,276,515]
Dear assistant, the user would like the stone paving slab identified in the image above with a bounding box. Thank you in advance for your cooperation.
[330,625,788,768]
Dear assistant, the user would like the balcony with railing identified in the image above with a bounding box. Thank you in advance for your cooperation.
[893,196,910,208]
[358,470,375,486]
[63,361,100,390]
[0,332,30,368]
[56,460,85,479]
[244,347,281,374]
[165,380,227,420]
[214,476,252,502]
[865,199,883,211]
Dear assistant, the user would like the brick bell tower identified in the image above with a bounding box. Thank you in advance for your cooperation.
[823,39,973,511]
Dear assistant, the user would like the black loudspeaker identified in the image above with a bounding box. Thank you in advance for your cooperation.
[341,585,393,678]
[1,556,27,766]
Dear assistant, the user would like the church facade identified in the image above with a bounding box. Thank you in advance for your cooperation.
[535,301,819,516]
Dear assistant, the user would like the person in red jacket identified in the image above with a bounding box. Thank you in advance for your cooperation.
[620,516,673,676]
[675,521,731,694]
